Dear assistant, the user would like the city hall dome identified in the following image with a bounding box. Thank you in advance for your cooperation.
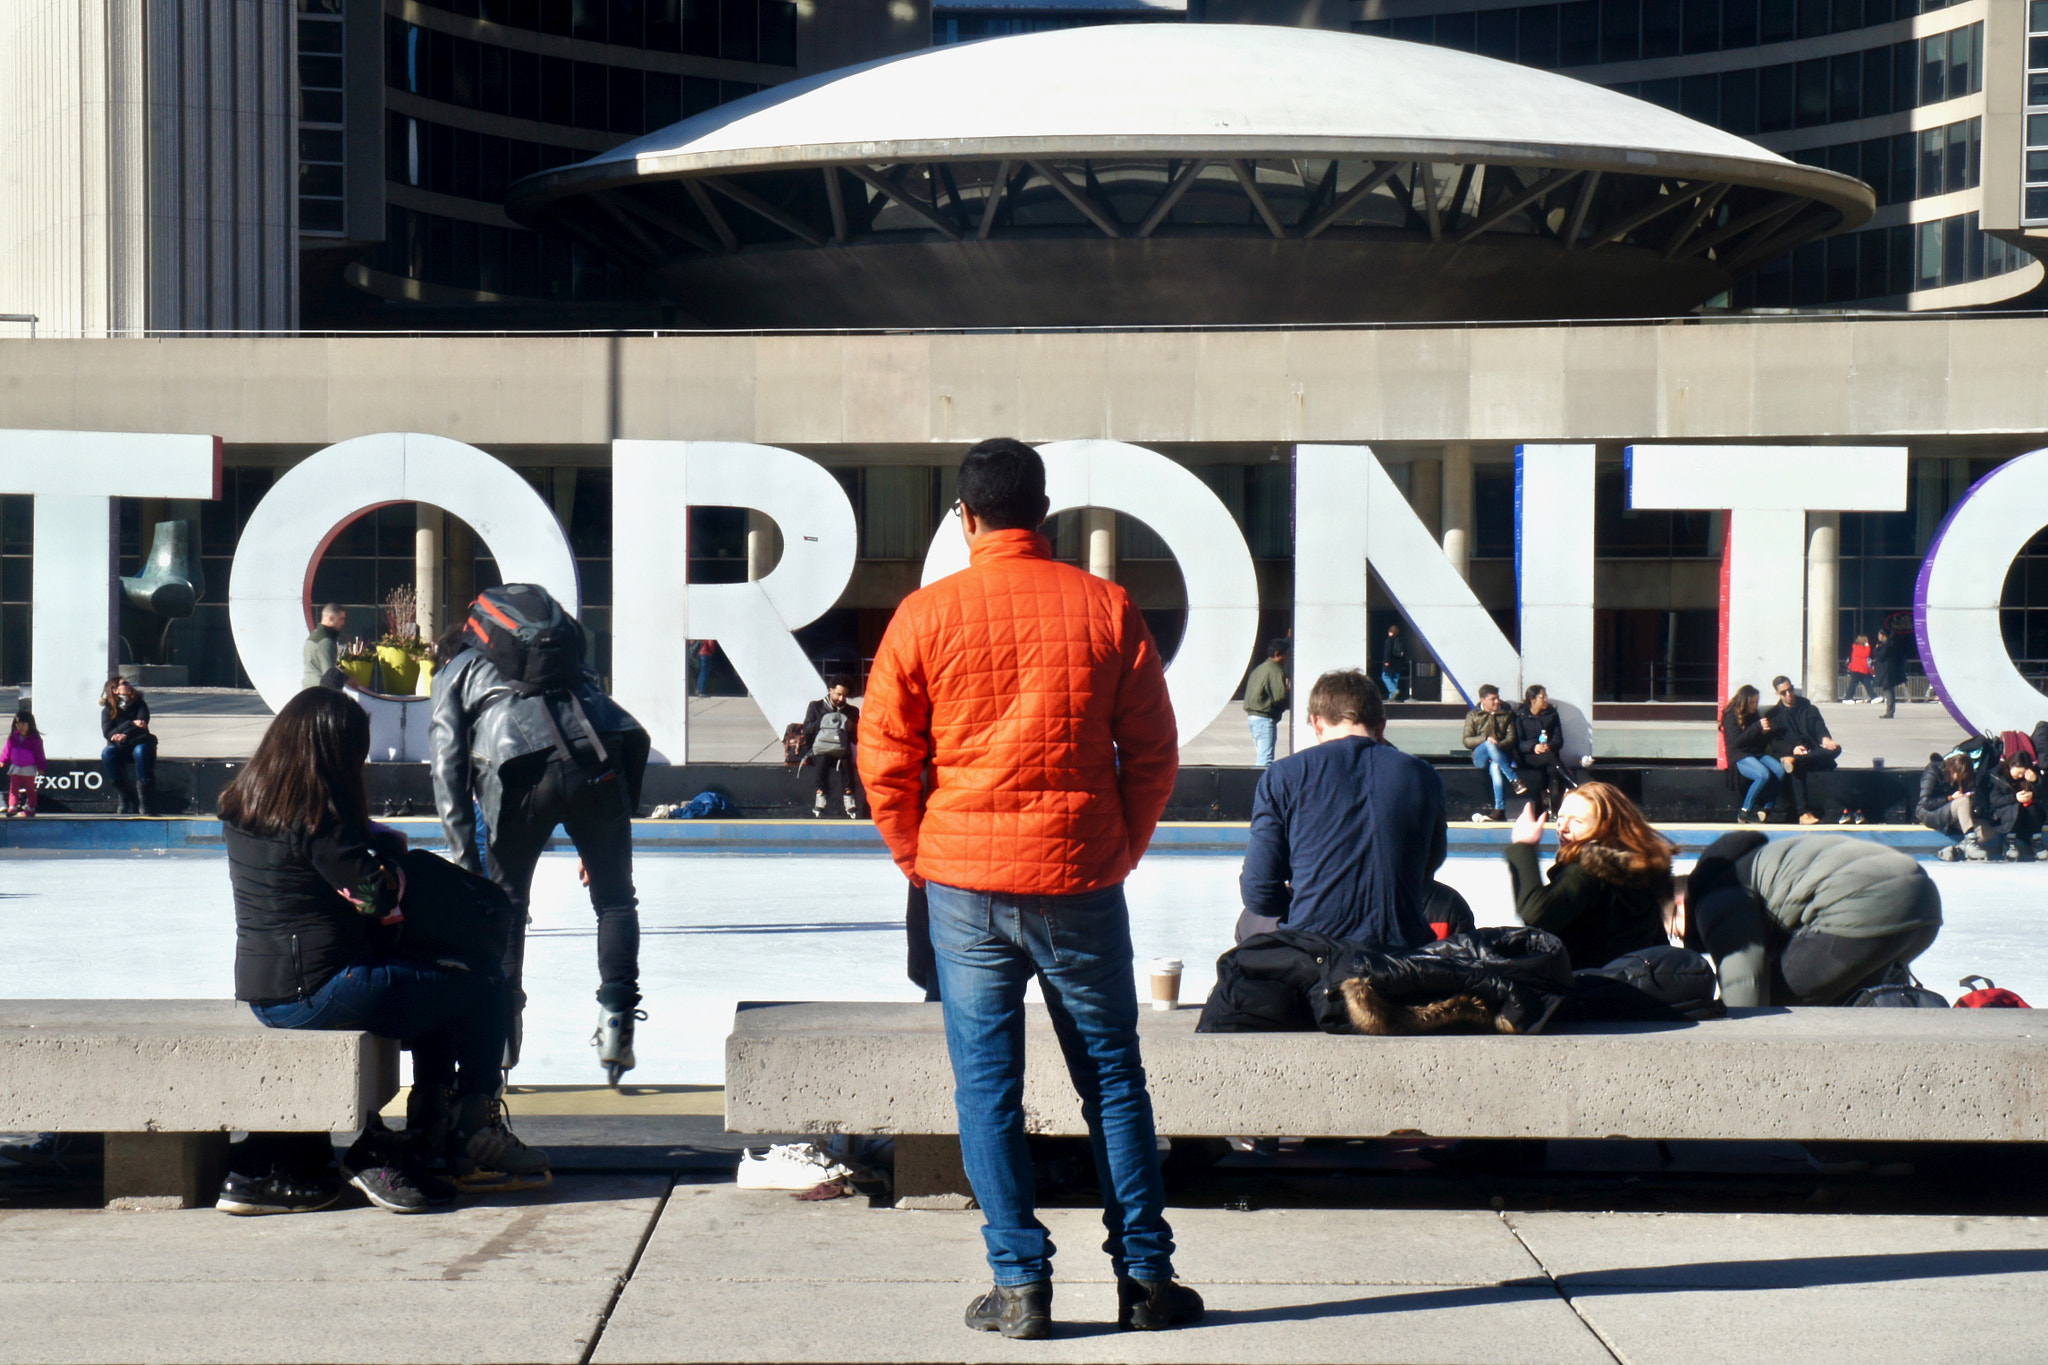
[506,23,1875,327]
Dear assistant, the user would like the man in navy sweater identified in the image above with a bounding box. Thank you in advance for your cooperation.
[1237,668,1447,947]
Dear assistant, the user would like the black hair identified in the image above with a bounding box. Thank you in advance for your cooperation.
[1523,683,1547,706]
[10,709,37,739]
[1266,637,1290,658]
[956,438,1047,531]
[1770,675,1793,691]
[218,687,372,836]
[1306,670,1385,728]
[825,674,854,692]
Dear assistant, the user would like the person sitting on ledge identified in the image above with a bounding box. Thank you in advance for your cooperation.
[1918,752,1992,861]
[1505,781,1672,970]
[1238,667,1447,950]
[99,677,156,815]
[1763,675,1840,824]
[1983,749,2045,862]
[1674,832,1942,1006]
[221,687,549,1217]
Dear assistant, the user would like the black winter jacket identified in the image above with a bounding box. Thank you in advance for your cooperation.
[1721,706,1768,761]
[102,696,152,747]
[1504,840,1672,971]
[1986,768,2044,838]
[228,817,405,1005]
[1764,696,1833,758]
[1512,705,1562,766]
[1915,759,1976,830]
[1871,635,1907,688]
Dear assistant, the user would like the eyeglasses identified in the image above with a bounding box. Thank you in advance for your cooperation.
[949,498,964,519]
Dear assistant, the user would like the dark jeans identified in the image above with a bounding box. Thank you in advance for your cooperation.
[489,756,640,1060]
[1881,684,1900,718]
[1843,673,1878,702]
[1780,922,1941,1005]
[812,752,856,808]
[926,880,1175,1286]
[1781,751,1838,816]
[251,955,506,1098]
[101,740,154,789]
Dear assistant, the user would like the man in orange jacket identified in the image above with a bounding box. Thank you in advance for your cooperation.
[859,438,1201,1341]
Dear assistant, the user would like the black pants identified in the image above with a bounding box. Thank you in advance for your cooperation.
[812,752,857,810]
[489,756,640,1065]
[1881,684,1900,718]
[1779,922,1941,1005]
[1522,757,1567,814]
[1781,751,1837,816]
[1843,674,1878,702]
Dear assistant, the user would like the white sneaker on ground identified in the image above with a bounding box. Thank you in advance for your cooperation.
[736,1142,854,1190]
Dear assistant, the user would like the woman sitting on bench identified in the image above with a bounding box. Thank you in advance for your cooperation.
[219,686,547,1216]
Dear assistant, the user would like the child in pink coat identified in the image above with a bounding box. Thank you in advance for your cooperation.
[3,710,46,817]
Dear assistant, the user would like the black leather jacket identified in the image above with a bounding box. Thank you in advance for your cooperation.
[430,649,647,871]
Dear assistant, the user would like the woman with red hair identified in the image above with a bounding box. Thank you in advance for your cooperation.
[1505,781,1674,969]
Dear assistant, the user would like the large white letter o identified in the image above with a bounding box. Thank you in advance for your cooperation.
[1917,446,2048,735]
[229,432,579,716]
[921,439,1260,749]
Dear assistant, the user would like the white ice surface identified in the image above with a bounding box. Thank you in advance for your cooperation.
[1,851,2043,1085]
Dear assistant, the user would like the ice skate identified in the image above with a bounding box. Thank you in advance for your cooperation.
[593,991,645,1088]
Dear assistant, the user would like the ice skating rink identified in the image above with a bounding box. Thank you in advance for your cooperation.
[2,849,2042,1085]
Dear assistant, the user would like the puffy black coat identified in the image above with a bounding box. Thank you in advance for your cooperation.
[228,818,405,1005]
[1871,635,1908,688]
[1915,758,1976,832]
[1764,696,1833,758]
[1513,705,1562,765]
[1721,706,1768,762]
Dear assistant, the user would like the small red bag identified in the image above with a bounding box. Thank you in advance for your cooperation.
[1955,976,2031,1009]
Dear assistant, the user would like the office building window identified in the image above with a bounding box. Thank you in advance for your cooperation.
[2026,0,2048,221]
[298,0,346,235]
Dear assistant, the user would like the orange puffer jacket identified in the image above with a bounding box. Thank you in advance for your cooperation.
[858,528,1179,895]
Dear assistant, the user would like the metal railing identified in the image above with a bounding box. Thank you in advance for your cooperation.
[0,314,37,339]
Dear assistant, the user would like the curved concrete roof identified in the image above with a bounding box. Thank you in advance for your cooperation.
[515,23,1866,218]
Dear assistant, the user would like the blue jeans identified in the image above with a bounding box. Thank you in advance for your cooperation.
[1471,740,1517,808]
[1380,670,1401,700]
[252,955,506,1098]
[925,880,1176,1287]
[1735,754,1782,811]
[101,741,153,787]
[1246,713,1277,767]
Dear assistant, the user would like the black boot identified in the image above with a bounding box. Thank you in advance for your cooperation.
[965,1282,1052,1339]
[138,779,157,817]
[111,775,138,815]
[1117,1277,1205,1331]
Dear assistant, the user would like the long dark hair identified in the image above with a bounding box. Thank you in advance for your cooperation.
[10,709,37,741]
[100,677,142,718]
[218,688,371,836]
[1722,684,1760,727]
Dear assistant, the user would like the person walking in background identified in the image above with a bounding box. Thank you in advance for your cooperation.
[859,438,1201,1341]
[1676,832,1942,1006]
[302,603,347,690]
[1461,683,1518,821]
[100,677,157,815]
[431,586,651,1086]
[1871,627,1907,719]
[1242,638,1290,768]
[1843,634,1877,702]
[1720,684,1780,824]
[1505,781,1673,971]
[1512,684,1568,816]
[1239,668,1446,946]
[1379,622,1409,701]
[802,676,862,818]
[3,708,45,818]
[1765,676,1840,824]
[692,639,717,696]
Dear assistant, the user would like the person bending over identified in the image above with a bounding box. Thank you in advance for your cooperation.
[1764,676,1840,824]
[1461,684,1519,822]
[222,687,547,1215]
[1918,753,1989,861]
[100,677,157,815]
[1505,781,1673,970]
[1238,668,1447,948]
[802,677,862,818]
[1720,684,1780,824]
[431,585,651,1085]
[1676,832,1942,1005]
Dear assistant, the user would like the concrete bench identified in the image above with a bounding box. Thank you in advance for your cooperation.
[726,1001,2048,1206]
[0,1000,399,1209]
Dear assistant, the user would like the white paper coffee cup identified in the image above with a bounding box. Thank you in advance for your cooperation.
[1149,958,1184,1010]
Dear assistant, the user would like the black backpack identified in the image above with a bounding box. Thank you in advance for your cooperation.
[461,585,586,697]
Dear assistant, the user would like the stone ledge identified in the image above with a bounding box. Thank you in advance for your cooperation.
[727,1001,2048,1143]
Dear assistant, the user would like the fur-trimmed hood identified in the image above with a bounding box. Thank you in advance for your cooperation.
[1569,842,1671,890]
